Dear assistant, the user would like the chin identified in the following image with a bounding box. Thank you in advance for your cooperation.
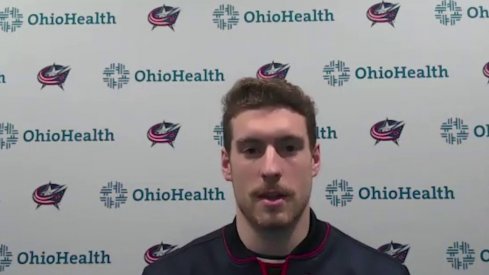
[253,212,294,229]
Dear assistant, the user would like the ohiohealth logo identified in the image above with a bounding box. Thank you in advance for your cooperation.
[325,62,448,86]
[326,181,455,206]
[2,8,115,31]
[144,243,177,264]
[102,185,225,204]
[0,122,19,150]
[440,118,469,145]
[1,124,115,151]
[100,181,128,209]
[322,60,351,87]
[0,7,23,33]
[103,63,130,89]
[213,5,334,30]
[148,4,180,31]
[212,4,239,30]
[446,241,476,270]
[0,71,5,84]
[367,1,400,27]
[440,118,489,143]
[213,122,224,147]
[0,246,110,269]
[325,179,354,207]
[104,64,224,88]
[435,0,462,26]
[0,244,13,272]
[433,1,489,26]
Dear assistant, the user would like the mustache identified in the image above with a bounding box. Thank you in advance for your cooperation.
[250,186,294,197]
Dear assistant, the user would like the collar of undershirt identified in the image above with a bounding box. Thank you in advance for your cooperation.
[223,209,329,263]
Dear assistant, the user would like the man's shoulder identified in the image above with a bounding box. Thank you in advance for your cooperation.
[142,226,224,275]
[326,224,410,274]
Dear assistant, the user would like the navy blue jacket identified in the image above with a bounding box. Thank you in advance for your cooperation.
[142,211,410,275]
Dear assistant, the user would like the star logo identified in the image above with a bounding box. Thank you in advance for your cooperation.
[144,242,177,264]
[148,5,180,31]
[37,63,71,90]
[147,121,181,148]
[378,241,410,263]
[483,62,489,83]
[32,182,67,209]
[256,61,290,80]
[367,1,401,27]
[370,118,405,145]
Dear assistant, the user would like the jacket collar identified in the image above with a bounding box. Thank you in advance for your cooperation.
[222,209,331,264]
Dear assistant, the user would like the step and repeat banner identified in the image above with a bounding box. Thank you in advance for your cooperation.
[1,0,488,274]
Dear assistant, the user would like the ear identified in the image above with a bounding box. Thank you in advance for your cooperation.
[311,144,321,177]
[221,148,232,181]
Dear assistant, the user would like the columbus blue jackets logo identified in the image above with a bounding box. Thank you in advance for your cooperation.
[378,241,410,263]
[367,1,400,27]
[37,63,71,90]
[32,182,67,209]
[256,61,290,80]
[483,62,489,83]
[370,118,405,145]
[148,5,180,31]
[147,121,181,147]
[144,243,177,264]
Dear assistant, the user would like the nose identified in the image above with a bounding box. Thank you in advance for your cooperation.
[261,145,282,182]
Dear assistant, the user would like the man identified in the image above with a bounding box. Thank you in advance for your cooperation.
[142,77,410,275]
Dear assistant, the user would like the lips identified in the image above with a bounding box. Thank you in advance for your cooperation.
[258,191,287,201]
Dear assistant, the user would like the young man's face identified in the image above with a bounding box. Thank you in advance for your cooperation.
[222,107,320,230]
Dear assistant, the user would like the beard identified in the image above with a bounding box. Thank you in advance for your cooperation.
[236,187,310,231]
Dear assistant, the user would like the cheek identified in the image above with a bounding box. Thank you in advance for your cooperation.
[286,158,313,175]
[285,162,313,189]
[230,162,257,189]
[231,159,259,177]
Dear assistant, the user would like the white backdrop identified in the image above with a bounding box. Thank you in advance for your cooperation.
[1,0,488,274]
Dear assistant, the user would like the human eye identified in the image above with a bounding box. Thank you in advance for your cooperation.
[278,143,298,156]
[238,141,264,158]
[276,138,303,157]
[243,146,258,155]
[285,143,298,152]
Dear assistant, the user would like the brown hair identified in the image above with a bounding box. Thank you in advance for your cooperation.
[222,77,317,152]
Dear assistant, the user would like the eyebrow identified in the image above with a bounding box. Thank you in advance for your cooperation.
[276,135,303,143]
[235,138,262,146]
[235,135,304,145]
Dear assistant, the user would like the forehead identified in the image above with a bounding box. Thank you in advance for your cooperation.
[230,107,307,140]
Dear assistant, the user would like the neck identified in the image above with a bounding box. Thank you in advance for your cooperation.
[236,207,310,257]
